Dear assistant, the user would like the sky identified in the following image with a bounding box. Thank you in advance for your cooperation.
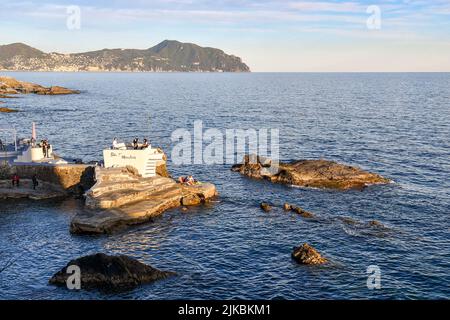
[1,0,449,71]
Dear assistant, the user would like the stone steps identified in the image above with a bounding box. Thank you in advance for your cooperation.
[71,166,218,234]
[88,176,173,198]
[85,168,178,209]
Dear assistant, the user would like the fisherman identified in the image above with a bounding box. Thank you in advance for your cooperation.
[32,174,39,190]
[0,138,3,151]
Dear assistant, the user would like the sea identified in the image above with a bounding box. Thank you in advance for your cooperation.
[0,72,449,299]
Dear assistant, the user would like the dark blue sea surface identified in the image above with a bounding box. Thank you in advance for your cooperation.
[0,72,449,299]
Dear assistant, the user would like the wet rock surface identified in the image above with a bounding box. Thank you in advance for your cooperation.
[291,243,327,265]
[49,253,174,291]
[232,154,390,190]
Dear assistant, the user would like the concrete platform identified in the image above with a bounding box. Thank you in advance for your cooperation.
[0,179,67,200]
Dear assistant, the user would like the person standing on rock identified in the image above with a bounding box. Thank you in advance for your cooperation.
[32,174,39,190]
[41,140,46,156]
[11,174,20,188]
[45,140,50,158]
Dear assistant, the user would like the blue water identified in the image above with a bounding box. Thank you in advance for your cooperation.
[0,72,449,299]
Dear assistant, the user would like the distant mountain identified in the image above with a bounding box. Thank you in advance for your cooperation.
[0,40,250,72]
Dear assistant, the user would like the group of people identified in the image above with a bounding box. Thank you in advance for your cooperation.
[40,139,51,158]
[132,138,149,150]
[112,137,150,150]
[178,175,198,185]
[10,174,39,190]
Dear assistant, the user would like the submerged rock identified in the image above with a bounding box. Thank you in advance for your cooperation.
[337,216,358,225]
[232,155,390,190]
[338,216,392,238]
[49,253,174,291]
[291,243,327,265]
[260,202,272,212]
[292,206,314,218]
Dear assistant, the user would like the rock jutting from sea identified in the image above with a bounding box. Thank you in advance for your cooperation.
[70,166,217,234]
[0,107,18,113]
[291,243,327,265]
[0,76,79,96]
[231,154,390,190]
[49,253,174,291]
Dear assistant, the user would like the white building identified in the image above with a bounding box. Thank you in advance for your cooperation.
[103,140,165,178]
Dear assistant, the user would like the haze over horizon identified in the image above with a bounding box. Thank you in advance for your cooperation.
[1,0,449,72]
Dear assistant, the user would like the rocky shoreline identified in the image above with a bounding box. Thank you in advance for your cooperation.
[232,154,390,190]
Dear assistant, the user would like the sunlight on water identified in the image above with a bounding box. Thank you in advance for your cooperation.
[0,72,449,299]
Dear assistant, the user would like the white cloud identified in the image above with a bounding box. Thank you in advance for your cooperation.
[288,1,365,13]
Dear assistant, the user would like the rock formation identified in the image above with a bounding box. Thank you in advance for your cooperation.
[292,206,314,218]
[260,202,272,212]
[291,243,327,265]
[0,107,18,113]
[49,253,174,291]
[0,76,79,96]
[232,154,390,190]
[70,166,217,234]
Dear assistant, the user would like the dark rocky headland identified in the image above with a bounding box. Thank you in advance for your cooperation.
[0,40,250,72]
